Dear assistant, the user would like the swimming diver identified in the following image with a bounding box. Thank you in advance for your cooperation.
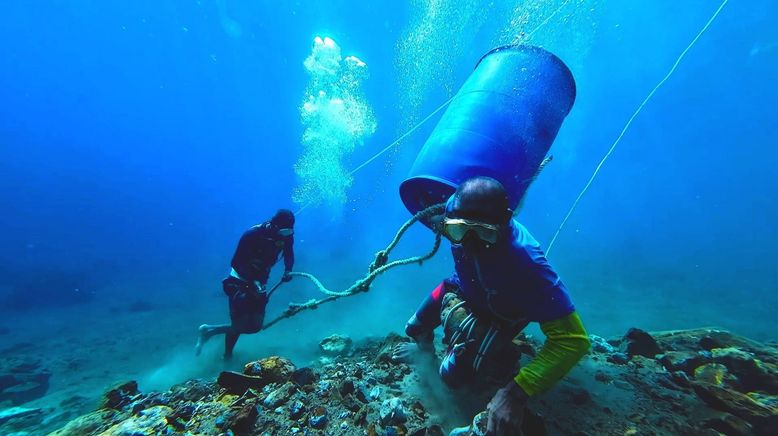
[195,209,295,359]
[393,177,591,435]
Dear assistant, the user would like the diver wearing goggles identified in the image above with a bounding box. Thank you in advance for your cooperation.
[441,218,501,244]
[195,208,296,360]
[439,178,513,246]
[396,177,589,436]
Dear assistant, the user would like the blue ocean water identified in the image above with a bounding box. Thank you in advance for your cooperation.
[0,0,775,428]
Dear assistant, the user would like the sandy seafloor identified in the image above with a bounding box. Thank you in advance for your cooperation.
[2,268,776,431]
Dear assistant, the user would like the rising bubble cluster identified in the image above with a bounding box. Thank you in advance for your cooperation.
[394,0,491,131]
[395,0,600,130]
[294,36,377,209]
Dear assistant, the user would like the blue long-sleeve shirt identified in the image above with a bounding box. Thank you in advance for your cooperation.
[230,223,294,285]
[449,219,574,324]
[407,219,586,396]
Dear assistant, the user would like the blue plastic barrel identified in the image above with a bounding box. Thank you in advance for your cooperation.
[399,45,576,222]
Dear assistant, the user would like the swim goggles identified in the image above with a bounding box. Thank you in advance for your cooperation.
[441,218,500,244]
[278,228,294,237]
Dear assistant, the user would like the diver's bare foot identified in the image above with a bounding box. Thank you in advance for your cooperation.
[194,324,211,356]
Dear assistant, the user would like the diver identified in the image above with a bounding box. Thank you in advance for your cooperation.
[195,209,295,359]
[393,177,590,436]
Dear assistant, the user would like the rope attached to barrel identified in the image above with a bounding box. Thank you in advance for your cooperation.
[262,203,445,330]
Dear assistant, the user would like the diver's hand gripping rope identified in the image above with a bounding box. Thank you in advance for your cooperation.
[261,203,445,330]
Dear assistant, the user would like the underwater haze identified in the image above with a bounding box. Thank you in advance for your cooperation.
[0,0,776,432]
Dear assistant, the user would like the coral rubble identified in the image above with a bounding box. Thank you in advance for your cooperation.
[3,328,775,435]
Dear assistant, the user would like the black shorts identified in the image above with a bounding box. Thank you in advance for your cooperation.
[222,277,268,334]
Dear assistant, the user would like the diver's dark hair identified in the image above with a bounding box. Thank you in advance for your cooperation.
[446,177,512,225]
[271,209,295,227]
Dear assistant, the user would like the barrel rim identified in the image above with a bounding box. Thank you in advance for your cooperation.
[475,44,571,74]
[473,43,576,114]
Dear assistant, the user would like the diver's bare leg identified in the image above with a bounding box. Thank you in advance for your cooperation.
[224,332,240,360]
[195,324,232,356]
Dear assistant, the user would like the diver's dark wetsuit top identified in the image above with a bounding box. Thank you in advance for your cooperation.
[450,220,574,325]
[231,223,294,285]
[411,220,574,335]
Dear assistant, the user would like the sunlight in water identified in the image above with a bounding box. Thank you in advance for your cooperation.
[294,36,377,211]
[395,0,601,132]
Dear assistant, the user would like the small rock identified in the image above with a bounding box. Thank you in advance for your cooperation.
[316,379,333,396]
[217,371,266,394]
[130,392,168,415]
[369,385,382,400]
[102,405,172,435]
[289,400,305,420]
[354,406,369,425]
[291,367,317,386]
[693,382,773,423]
[169,379,214,403]
[699,335,724,350]
[309,406,327,429]
[471,410,489,435]
[607,352,630,365]
[263,382,295,408]
[355,386,369,403]
[694,363,730,385]
[371,368,390,383]
[243,356,296,384]
[589,335,615,354]
[228,402,259,433]
[711,347,778,392]
[410,400,426,418]
[342,395,362,413]
[659,351,707,373]
[379,398,407,426]
[339,379,355,396]
[319,334,353,357]
[100,380,138,410]
[670,370,692,388]
[620,328,662,358]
